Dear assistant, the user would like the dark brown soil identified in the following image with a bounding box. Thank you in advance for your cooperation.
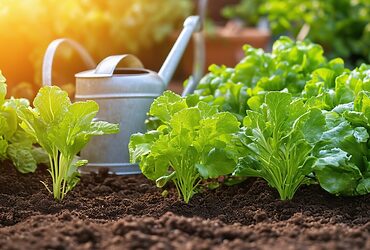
[0,161,369,250]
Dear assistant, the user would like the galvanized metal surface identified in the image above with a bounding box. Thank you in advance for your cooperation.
[42,38,96,86]
[76,67,165,175]
[182,0,207,96]
[159,16,201,87]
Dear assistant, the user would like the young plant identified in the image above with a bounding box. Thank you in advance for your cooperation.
[313,107,370,196]
[0,72,48,173]
[129,91,240,203]
[234,91,326,200]
[303,64,370,195]
[17,86,119,201]
[194,37,329,120]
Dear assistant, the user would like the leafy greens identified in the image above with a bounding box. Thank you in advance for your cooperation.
[234,92,326,200]
[193,36,329,120]
[129,91,240,203]
[17,86,119,201]
[0,72,48,173]
[193,37,370,198]
[134,38,370,201]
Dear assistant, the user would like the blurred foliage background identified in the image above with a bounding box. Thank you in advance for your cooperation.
[224,0,370,67]
[0,0,369,100]
[0,0,192,99]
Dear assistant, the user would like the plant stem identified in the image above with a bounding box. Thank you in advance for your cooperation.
[172,154,200,203]
[47,148,73,201]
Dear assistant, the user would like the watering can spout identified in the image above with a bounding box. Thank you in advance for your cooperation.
[158,16,201,87]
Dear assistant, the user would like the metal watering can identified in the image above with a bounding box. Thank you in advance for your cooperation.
[42,16,204,175]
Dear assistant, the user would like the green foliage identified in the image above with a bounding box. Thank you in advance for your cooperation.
[194,37,329,120]
[195,38,370,198]
[0,72,48,173]
[17,86,119,201]
[132,38,370,200]
[129,91,240,203]
[223,0,370,66]
[261,0,370,67]
[313,108,370,196]
[234,92,325,200]
[304,64,370,195]
[304,63,369,110]
[222,0,263,26]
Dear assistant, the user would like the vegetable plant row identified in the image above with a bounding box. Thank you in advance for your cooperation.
[130,37,370,203]
[2,36,369,204]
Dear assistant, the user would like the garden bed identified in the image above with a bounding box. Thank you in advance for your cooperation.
[0,162,369,249]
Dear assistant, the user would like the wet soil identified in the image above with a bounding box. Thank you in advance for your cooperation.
[0,161,369,249]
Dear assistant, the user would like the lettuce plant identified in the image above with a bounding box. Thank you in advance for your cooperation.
[234,91,326,200]
[130,91,240,203]
[194,37,329,120]
[235,62,370,198]
[304,63,369,110]
[313,106,370,196]
[302,64,370,195]
[194,37,370,198]
[0,72,48,173]
[17,86,119,201]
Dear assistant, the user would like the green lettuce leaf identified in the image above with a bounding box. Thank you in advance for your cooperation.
[234,91,326,200]
[0,73,46,173]
[194,37,332,120]
[313,105,370,196]
[7,143,37,174]
[17,86,119,200]
[129,91,240,203]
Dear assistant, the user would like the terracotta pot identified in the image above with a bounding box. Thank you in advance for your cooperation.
[175,27,270,79]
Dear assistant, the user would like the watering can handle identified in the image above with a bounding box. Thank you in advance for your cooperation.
[182,0,207,96]
[95,55,144,75]
[42,38,96,86]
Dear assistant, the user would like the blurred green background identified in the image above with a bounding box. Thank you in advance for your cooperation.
[0,0,368,99]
